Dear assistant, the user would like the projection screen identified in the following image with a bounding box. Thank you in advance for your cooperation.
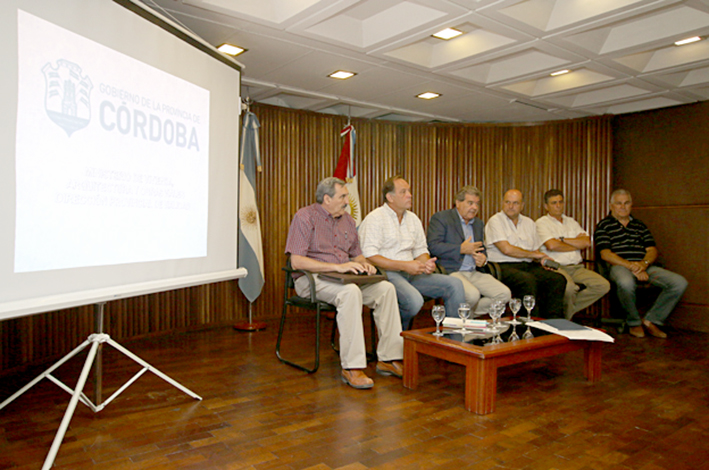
[0,0,245,320]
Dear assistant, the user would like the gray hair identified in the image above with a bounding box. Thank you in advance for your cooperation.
[316,177,346,203]
[455,185,481,202]
[610,188,632,205]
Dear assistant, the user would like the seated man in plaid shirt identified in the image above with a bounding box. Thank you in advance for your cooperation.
[285,177,403,389]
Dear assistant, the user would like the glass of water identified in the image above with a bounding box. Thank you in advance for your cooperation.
[458,303,471,334]
[431,305,445,337]
[523,295,535,321]
[508,298,522,325]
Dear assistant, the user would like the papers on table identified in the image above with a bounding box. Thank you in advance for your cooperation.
[442,318,490,330]
[527,319,614,343]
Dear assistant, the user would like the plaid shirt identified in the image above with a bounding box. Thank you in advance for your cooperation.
[285,203,362,269]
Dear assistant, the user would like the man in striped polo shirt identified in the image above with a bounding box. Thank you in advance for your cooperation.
[595,189,688,338]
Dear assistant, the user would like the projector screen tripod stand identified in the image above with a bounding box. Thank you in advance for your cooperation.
[0,302,202,470]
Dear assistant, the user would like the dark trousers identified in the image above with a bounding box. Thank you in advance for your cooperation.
[497,262,566,318]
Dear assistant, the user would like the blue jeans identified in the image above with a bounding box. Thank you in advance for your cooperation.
[609,265,688,326]
[385,271,466,329]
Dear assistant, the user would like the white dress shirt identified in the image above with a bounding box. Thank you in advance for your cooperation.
[358,204,429,261]
[535,214,587,266]
[485,211,540,263]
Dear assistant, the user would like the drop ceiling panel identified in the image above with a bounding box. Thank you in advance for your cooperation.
[647,64,709,87]
[496,0,647,33]
[183,0,339,27]
[223,35,314,77]
[542,83,655,108]
[447,46,583,84]
[258,92,331,109]
[561,5,709,55]
[292,0,466,51]
[257,50,381,91]
[143,0,709,122]
[499,68,618,97]
[582,95,689,114]
[610,40,709,73]
[318,67,429,102]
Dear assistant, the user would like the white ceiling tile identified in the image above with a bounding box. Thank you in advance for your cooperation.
[449,49,571,84]
[543,84,652,108]
[382,27,517,68]
[183,0,336,26]
[496,0,646,33]
[143,0,709,121]
[612,40,709,73]
[564,6,709,55]
[258,92,330,109]
[599,96,686,113]
[650,64,709,87]
[299,0,455,49]
[315,103,382,117]
[500,69,615,97]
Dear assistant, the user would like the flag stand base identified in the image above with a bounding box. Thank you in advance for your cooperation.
[233,321,267,331]
[233,302,266,331]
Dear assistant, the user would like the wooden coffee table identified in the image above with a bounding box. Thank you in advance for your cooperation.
[401,326,602,415]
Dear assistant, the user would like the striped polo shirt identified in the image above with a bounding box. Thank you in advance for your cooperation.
[595,214,655,261]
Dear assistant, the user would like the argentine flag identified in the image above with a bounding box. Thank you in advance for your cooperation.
[238,112,264,302]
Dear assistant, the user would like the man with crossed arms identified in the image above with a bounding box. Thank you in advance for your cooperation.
[535,189,610,319]
[285,177,403,389]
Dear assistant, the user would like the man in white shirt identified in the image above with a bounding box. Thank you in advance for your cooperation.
[535,189,610,319]
[485,189,566,318]
[359,176,466,329]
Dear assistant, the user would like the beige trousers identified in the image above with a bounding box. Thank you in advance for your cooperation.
[295,276,403,369]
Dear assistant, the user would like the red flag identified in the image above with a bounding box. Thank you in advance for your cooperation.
[333,125,361,225]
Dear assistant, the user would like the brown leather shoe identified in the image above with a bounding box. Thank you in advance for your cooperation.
[629,325,645,338]
[643,320,668,338]
[341,369,374,389]
[376,360,403,378]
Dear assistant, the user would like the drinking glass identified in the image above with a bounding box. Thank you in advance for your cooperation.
[458,303,471,334]
[522,324,534,340]
[431,305,445,337]
[489,301,503,332]
[508,298,522,325]
[523,295,535,321]
[508,325,520,342]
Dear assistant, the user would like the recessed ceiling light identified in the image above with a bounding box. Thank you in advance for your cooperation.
[328,70,356,80]
[217,43,245,56]
[675,36,701,46]
[417,92,440,100]
[432,28,463,40]
[550,69,570,76]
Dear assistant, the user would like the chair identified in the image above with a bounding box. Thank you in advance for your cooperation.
[275,258,376,373]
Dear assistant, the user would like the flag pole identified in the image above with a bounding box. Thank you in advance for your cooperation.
[233,302,266,331]
[234,106,266,332]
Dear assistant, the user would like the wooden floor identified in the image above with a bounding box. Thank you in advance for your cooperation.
[1,315,708,470]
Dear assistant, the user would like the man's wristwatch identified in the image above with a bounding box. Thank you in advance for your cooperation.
[642,260,650,266]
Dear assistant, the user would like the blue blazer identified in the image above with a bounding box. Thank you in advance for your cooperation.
[427,208,486,274]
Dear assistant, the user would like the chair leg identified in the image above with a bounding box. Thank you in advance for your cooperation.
[368,310,377,362]
[275,303,321,373]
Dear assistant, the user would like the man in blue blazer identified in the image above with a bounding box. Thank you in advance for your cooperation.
[428,186,511,315]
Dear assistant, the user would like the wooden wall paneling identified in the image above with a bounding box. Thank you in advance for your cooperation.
[0,104,614,376]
